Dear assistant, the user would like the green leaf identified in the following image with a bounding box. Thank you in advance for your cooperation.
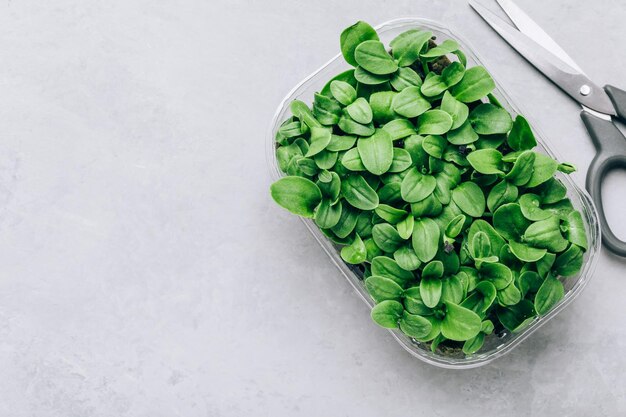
[399,311,433,339]
[469,103,513,135]
[390,67,423,91]
[519,270,543,297]
[369,91,397,124]
[391,86,431,118]
[420,274,443,308]
[341,148,366,171]
[341,174,379,210]
[417,110,453,135]
[519,193,551,221]
[422,135,446,159]
[526,153,558,187]
[357,129,393,175]
[534,275,564,315]
[403,286,430,314]
[314,199,342,229]
[371,256,414,285]
[354,40,398,75]
[331,202,359,238]
[389,148,413,173]
[564,211,588,250]
[553,244,583,277]
[365,275,404,303]
[468,219,506,256]
[445,214,466,238]
[340,21,379,67]
[374,204,407,224]
[313,150,338,170]
[421,39,459,58]
[270,176,322,218]
[296,157,319,176]
[401,168,437,203]
[441,275,465,304]
[536,178,567,204]
[493,203,531,241]
[487,180,518,212]
[467,149,504,175]
[390,29,433,67]
[341,233,367,264]
[381,119,416,141]
[412,218,440,263]
[378,182,402,205]
[364,238,384,262]
[304,127,332,158]
[330,80,357,106]
[507,115,537,151]
[462,333,485,355]
[440,91,469,130]
[471,231,492,260]
[461,281,496,314]
[479,262,513,290]
[446,120,479,145]
[451,182,486,217]
[313,93,342,125]
[497,281,522,306]
[420,72,447,97]
[394,246,421,271]
[523,217,569,253]
[557,162,576,174]
[354,66,391,85]
[338,113,375,136]
[370,300,403,328]
[372,223,405,253]
[505,150,535,186]
[497,300,535,332]
[290,100,322,128]
[397,215,415,240]
[450,66,495,103]
[320,69,357,98]
[326,134,356,152]
[346,97,373,124]
[508,240,547,262]
[536,252,556,279]
[441,302,482,341]
[277,120,303,139]
[441,62,465,87]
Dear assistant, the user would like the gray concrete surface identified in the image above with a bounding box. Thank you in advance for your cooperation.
[0,0,625,416]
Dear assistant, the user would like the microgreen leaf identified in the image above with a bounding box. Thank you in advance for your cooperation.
[370,300,403,328]
[466,148,504,175]
[390,29,433,67]
[355,40,399,75]
[469,103,513,135]
[534,275,564,315]
[341,233,367,264]
[270,176,322,218]
[365,275,404,303]
[450,66,495,103]
[340,21,379,67]
[357,129,394,175]
[412,218,440,263]
[441,302,482,341]
[391,86,432,118]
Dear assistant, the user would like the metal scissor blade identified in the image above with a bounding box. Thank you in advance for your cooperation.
[495,0,584,74]
[469,0,616,116]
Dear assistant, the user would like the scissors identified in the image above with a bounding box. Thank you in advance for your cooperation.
[469,0,626,257]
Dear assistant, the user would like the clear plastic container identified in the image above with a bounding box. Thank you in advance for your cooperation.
[266,18,600,369]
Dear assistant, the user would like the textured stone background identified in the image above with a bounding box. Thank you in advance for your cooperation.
[0,0,625,416]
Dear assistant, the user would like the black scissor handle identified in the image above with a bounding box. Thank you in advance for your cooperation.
[581,110,626,257]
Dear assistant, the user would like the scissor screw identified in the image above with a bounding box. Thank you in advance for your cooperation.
[580,85,591,96]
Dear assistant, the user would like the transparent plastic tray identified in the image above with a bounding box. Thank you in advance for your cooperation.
[266,18,600,369]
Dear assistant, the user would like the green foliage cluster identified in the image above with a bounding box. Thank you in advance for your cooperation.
[270,21,588,355]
